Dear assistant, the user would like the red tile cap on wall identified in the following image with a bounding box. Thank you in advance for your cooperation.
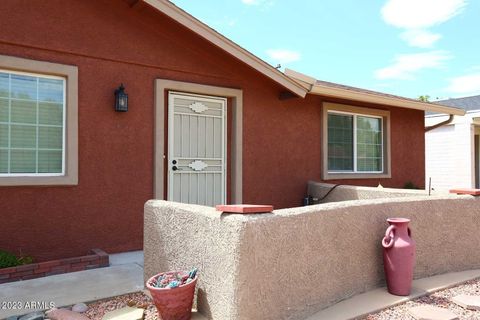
[216,204,274,213]
[449,188,480,195]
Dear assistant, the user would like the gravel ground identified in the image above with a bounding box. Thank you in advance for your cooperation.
[84,291,160,320]
[82,279,480,320]
[363,278,480,320]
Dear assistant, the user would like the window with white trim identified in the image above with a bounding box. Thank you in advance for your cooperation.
[328,112,383,173]
[0,70,65,176]
[0,55,77,186]
[322,102,390,180]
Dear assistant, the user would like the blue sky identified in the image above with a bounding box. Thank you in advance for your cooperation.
[171,0,480,100]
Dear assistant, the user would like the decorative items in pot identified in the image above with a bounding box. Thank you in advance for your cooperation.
[146,268,198,320]
[382,218,415,296]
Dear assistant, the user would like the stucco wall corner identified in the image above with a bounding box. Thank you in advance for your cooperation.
[143,200,246,319]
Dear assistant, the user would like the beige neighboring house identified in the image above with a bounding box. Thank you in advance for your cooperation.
[426,95,480,191]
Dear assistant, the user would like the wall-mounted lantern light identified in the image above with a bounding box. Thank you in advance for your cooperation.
[114,84,128,112]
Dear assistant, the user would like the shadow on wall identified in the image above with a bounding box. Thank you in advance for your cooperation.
[307,181,429,204]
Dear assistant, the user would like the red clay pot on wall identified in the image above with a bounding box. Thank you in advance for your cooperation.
[382,218,416,296]
[146,271,197,320]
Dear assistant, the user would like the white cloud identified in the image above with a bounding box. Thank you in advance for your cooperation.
[446,73,480,95]
[381,0,466,29]
[400,29,442,48]
[381,0,466,48]
[227,19,237,27]
[241,0,274,6]
[266,49,301,64]
[469,65,480,72]
[374,51,451,80]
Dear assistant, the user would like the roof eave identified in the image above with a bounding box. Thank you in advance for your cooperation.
[284,68,316,88]
[310,84,465,116]
[142,0,308,98]
[285,68,465,116]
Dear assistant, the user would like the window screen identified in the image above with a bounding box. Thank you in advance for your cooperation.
[328,112,383,173]
[0,71,65,175]
[328,113,353,171]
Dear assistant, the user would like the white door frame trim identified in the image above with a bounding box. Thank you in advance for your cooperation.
[154,79,243,204]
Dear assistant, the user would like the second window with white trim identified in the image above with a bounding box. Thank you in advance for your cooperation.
[327,111,383,173]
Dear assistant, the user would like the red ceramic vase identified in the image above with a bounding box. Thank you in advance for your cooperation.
[382,217,415,296]
[146,271,197,320]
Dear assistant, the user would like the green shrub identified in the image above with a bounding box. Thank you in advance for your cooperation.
[18,255,34,265]
[0,250,34,269]
[0,250,21,268]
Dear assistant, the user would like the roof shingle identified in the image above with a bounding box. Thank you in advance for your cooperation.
[435,95,480,112]
[315,79,426,104]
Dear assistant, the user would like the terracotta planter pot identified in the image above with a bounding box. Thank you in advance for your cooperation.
[382,217,416,296]
[146,271,197,320]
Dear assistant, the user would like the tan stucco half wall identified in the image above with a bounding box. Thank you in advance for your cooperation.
[144,201,245,319]
[144,196,480,320]
[308,181,429,203]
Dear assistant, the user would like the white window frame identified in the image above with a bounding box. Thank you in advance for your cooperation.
[0,55,78,186]
[327,110,384,174]
[0,69,66,177]
[322,102,391,180]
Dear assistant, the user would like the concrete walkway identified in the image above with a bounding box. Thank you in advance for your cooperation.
[108,250,144,268]
[0,251,206,320]
[0,251,145,319]
[0,264,144,318]
[307,269,480,320]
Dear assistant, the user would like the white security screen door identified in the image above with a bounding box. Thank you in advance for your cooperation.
[168,92,227,206]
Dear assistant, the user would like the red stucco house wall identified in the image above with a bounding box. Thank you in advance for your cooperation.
[0,0,425,261]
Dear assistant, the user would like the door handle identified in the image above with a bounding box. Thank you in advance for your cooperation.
[172,166,178,171]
